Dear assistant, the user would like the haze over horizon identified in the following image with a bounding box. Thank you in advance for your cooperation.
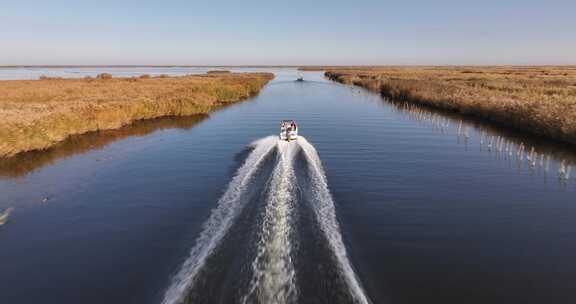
[2,0,575,65]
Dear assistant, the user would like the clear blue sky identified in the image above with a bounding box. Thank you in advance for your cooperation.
[1,0,575,65]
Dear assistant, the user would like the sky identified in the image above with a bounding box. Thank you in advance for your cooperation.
[1,0,575,65]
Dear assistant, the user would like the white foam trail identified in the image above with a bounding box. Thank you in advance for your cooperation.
[242,141,298,304]
[0,207,14,226]
[162,136,278,304]
[297,137,371,304]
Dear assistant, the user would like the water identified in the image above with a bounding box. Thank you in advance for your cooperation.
[0,66,264,80]
[1,68,575,304]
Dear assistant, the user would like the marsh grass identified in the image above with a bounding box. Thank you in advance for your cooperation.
[0,115,208,177]
[325,66,576,145]
[207,70,231,74]
[0,73,273,157]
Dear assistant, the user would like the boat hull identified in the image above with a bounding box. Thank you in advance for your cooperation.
[279,130,298,141]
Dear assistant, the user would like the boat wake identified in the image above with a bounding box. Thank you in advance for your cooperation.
[161,136,278,304]
[241,141,298,304]
[298,137,370,304]
[161,136,370,304]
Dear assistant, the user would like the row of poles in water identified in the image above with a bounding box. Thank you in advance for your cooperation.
[394,102,573,185]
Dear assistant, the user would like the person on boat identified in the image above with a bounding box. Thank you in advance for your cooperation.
[291,121,297,131]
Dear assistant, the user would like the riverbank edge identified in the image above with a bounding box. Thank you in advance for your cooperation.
[0,73,273,157]
[325,70,576,147]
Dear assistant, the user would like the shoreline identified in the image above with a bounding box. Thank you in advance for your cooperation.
[0,115,209,178]
[324,67,576,147]
[0,65,302,69]
[0,72,273,157]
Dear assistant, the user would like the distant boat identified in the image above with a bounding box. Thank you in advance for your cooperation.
[296,72,304,82]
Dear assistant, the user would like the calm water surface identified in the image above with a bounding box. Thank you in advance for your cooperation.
[1,69,575,304]
[0,66,237,80]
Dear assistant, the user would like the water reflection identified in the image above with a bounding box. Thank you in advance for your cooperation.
[0,115,208,178]
[390,101,575,189]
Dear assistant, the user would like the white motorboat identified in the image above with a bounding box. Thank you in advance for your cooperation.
[296,72,304,82]
[279,120,298,141]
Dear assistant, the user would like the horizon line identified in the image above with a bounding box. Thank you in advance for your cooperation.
[2,64,576,68]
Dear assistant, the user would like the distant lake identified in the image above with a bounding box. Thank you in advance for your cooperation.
[0,66,273,80]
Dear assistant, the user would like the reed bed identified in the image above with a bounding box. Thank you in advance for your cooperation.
[324,66,576,145]
[391,100,574,185]
[0,73,273,157]
[0,115,208,177]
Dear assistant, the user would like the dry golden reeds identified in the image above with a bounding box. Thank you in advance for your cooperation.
[325,66,576,145]
[0,72,273,157]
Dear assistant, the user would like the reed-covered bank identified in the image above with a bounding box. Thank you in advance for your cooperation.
[0,115,208,177]
[324,67,576,146]
[0,72,273,157]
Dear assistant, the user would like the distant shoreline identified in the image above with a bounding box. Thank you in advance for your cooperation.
[300,65,576,71]
[0,65,303,69]
[2,65,576,68]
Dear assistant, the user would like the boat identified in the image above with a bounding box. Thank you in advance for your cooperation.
[296,72,304,82]
[279,120,298,141]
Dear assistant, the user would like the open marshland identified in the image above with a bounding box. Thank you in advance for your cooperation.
[0,72,273,157]
[323,66,576,145]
